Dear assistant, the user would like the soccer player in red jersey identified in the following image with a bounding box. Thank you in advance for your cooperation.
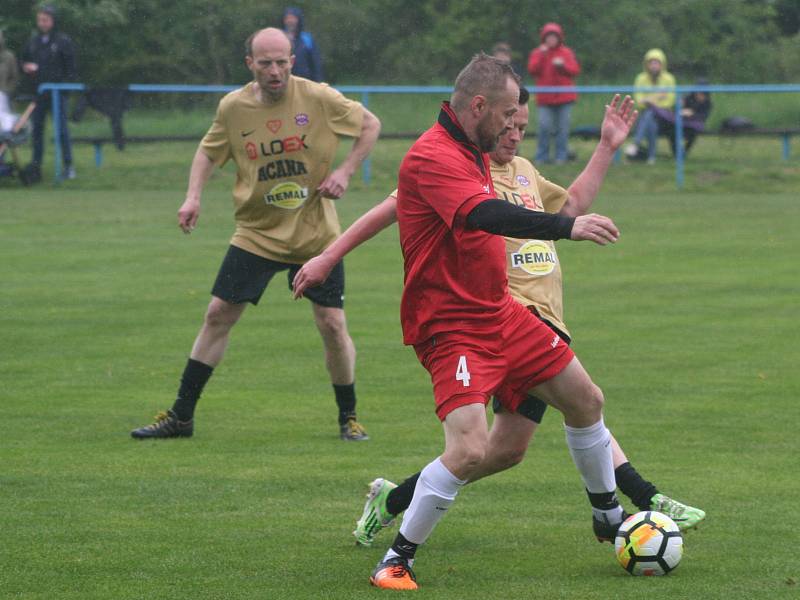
[304,54,624,591]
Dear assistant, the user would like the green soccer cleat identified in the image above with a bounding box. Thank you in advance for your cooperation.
[130,410,193,439]
[353,478,397,547]
[651,493,706,531]
[340,416,370,441]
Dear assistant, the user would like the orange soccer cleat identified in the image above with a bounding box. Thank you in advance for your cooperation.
[370,557,418,590]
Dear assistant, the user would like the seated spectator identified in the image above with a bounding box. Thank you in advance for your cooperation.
[653,79,712,157]
[625,48,675,164]
[0,30,19,131]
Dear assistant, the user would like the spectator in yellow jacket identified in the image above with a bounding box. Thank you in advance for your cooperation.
[625,49,675,164]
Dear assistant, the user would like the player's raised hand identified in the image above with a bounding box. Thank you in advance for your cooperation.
[178,197,201,234]
[292,253,336,299]
[318,167,350,199]
[600,95,638,150]
[570,213,619,245]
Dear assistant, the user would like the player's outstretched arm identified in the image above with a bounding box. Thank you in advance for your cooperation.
[293,194,398,298]
[318,108,381,199]
[561,95,638,217]
[465,200,618,246]
[178,148,216,234]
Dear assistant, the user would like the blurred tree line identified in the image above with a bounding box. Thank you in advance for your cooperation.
[1,0,799,86]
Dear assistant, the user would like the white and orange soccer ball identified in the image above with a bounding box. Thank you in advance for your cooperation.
[615,511,683,576]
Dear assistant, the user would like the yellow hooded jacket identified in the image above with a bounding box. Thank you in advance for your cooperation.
[633,48,676,109]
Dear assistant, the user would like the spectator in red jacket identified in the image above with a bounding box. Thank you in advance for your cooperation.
[527,23,580,164]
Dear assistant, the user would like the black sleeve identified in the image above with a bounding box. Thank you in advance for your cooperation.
[465,199,575,240]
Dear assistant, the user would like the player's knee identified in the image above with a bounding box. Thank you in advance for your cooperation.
[316,310,350,341]
[458,440,489,473]
[582,383,605,415]
[204,300,241,330]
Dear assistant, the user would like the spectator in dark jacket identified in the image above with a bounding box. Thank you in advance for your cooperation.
[527,22,580,164]
[654,79,712,157]
[281,7,323,82]
[21,4,77,179]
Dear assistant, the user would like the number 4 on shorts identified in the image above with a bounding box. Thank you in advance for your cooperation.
[456,355,471,387]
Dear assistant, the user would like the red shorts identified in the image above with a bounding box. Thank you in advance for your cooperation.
[413,301,575,420]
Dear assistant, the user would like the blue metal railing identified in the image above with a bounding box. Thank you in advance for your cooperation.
[38,83,800,187]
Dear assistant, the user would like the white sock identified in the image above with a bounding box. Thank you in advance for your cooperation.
[564,419,616,494]
[382,457,464,561]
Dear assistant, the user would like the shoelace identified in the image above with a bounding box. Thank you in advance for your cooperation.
[146,411,171,430]
[388,565,409,578]
[655,497,683,517]
[346,420,365,434]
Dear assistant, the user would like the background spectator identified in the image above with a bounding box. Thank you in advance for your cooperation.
[527,22,580,164]
[281,7,323,82]
[654,79,712,157]
[21,4,77,179]
[0,30,20,131]
[625,48,675,165]
[490,41,524,78]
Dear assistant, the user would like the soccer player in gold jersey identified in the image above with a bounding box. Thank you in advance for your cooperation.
[131,28,380,441]
[293,88,705,588]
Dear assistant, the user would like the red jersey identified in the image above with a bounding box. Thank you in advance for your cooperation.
[397,102,517,345]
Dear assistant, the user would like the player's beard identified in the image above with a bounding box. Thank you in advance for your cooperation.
[476,113,503,153]
[258,74,289,102]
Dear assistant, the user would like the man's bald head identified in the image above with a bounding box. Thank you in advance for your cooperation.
[245,27,292,58]
[245,27,295,102]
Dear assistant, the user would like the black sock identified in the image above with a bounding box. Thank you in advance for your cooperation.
[390,532,419,561]
[333,383,357,425]
[386,472,420,516]
[615,461,659,511]
[586,490,620,510]
[171,358,213,421]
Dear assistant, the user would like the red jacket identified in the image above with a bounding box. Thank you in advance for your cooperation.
[527,23,580,106]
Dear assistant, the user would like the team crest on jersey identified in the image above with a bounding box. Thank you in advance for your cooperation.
[267,120,282,133]
[516,174,530,186]
[264,181,308,209]
[510,240,557,276]
[295,113,309,126]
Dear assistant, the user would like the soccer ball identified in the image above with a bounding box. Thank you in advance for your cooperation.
[615,511,683,576]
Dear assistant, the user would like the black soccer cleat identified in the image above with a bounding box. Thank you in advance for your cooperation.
[593,510,629,543]
[131,410,193,439]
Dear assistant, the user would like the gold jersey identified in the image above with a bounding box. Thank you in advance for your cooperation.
[489,156,570,337]
[200,76,365,263]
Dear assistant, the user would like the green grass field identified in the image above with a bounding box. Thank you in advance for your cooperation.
[1,123,799,599]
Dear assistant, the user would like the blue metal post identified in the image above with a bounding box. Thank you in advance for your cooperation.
[94,143,103,167]
[782,133,790,160]
[674,93,684,189]
[52,89,62,182]
[361,91,371,184]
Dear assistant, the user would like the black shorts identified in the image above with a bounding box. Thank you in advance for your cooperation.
[491,307,572,424]
[211,245,345,308]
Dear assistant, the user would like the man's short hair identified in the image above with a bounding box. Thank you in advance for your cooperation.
[245,31,257,57]
[518,86,530,105]
[451,52,521,111]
